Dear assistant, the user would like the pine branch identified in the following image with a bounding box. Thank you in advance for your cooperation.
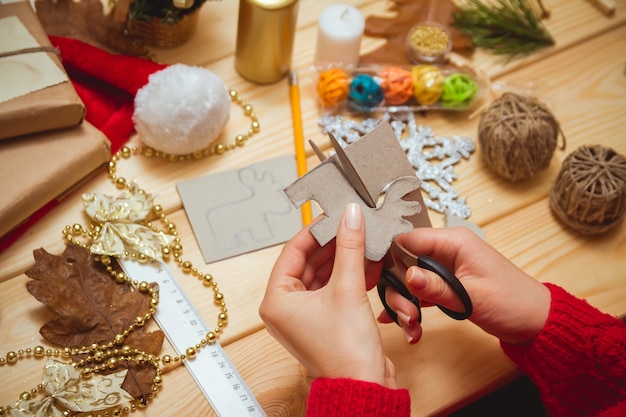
[452,0,554,58]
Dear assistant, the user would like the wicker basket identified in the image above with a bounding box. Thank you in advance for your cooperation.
[130,9,200,48]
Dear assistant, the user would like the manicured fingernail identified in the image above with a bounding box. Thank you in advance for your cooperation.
[397,311,414,327]
[408,267,427,290]
[403,327,416,345]
[345,203,362,230]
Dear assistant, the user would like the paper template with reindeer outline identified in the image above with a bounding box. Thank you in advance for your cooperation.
[177,154,301,263]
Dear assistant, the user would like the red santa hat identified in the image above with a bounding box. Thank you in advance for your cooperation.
[49,36,167,153]
[50,36,231,156]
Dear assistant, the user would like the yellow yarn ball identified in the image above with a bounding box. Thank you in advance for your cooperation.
[411,65,444,105]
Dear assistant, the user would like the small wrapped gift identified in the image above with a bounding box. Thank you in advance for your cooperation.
[0,120,111,239]
[0,0,85,140]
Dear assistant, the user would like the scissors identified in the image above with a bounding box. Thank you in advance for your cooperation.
[327,132,473,325]
[378,240,472,324]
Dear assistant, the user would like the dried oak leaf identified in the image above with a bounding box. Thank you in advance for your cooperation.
[360,0,474,65]
[25,244,164,399]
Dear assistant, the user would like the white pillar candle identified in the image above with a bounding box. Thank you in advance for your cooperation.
[314,4,365,67]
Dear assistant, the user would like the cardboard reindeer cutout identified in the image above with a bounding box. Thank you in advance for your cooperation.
[284,121,432,261]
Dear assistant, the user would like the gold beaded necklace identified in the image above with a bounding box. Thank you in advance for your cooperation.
[0,88,259,417]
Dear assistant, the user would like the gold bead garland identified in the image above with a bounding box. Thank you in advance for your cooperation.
[62,219,230,354]
[110,88,259,165]
[1,343,159,416]
[2,88,258,416]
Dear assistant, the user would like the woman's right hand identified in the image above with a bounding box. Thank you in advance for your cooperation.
[380,227,551,345]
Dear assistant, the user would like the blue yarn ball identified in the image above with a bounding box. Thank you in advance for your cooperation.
[348,74,384,110]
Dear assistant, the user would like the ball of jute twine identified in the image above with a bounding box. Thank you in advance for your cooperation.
[478,92,564,181]
[550,145,626,234]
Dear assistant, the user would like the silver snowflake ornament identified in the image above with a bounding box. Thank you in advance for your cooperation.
[318,112,475,219]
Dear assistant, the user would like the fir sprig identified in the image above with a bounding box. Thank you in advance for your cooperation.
[453,0,554,58]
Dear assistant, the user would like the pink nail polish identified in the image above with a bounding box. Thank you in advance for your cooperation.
[403,328,415,344]
[345,203,362,230]
[397,311,414,327]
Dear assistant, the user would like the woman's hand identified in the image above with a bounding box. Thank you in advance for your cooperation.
[380,227,551,345]
[260,204,396,387]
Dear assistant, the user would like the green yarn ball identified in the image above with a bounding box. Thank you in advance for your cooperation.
[440,73,478,109]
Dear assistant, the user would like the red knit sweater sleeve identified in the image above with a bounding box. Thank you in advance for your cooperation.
[501,283,626,417]
[305,378,411,417]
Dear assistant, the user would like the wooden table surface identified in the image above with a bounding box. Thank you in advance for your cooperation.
[1,1,625,416]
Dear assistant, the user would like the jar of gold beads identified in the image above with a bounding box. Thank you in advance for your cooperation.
[405,21,452,65]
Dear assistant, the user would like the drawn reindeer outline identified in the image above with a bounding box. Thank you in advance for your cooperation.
[206,167,293,250]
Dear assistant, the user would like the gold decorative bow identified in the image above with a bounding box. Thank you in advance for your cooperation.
[82,182,174,261]
[8,360,133,417]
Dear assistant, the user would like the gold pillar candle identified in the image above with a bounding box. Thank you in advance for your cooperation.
[235,0,299,84]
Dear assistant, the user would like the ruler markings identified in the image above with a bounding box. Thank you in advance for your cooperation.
[119,259,266,417]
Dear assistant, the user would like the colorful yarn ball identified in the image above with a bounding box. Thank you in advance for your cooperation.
[411,65,444,105]
[348,74,384,110]
[378,66,413,105]
[441,73,479,109]
[317,68,350,107]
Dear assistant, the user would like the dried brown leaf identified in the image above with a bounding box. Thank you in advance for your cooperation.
[360,0,474,65]
[25,244,164,398]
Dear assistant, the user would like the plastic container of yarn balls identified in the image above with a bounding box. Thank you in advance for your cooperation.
[314,64,484,114]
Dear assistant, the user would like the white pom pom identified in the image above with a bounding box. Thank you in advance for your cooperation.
[133,64,230,155]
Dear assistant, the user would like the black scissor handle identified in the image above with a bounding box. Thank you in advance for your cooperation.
[377,255,473,325]
[378,269,422,324]
[417,255,473,320]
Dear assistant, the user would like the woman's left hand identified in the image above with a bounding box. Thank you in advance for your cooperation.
[259,204,397,388]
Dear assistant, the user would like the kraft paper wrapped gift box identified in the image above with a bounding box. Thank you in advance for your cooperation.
[0,120,111,239]
[0,0,85,140]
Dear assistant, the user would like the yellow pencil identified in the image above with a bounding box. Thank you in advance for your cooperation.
[288,70,313,225]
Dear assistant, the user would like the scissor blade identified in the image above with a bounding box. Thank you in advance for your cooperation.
[384,241,418,275]
[309,139,327,162]
[328,132,377,208]
[393,241,419,270]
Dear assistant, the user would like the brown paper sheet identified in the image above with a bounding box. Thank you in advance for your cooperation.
[0,0,85,140]
[0,120,111,237]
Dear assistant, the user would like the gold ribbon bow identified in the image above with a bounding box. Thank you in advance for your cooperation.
[9,360,133,417]
[82,182,174,261]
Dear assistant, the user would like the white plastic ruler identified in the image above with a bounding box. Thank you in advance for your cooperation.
[119,259,266,417]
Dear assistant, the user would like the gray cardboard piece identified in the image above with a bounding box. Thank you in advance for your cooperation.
[177,154,301,264]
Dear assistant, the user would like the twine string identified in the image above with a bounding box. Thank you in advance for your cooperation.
[0,46,60,59]
[478,92,562,181]
[550,145,626,234]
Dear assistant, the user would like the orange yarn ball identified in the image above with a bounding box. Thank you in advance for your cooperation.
[379,66,413,105]
[317,68,350,107]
